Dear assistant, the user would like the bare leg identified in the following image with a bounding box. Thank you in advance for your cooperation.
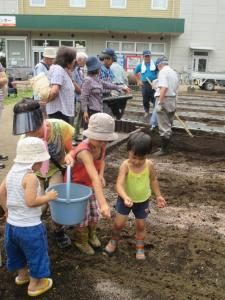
[135,219,146,260]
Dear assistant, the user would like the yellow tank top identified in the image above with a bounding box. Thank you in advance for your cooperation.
[124,161,151,203]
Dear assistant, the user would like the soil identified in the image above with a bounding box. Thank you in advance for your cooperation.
[1,105,225,299]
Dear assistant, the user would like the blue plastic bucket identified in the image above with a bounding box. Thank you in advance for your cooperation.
[47,166,92,225]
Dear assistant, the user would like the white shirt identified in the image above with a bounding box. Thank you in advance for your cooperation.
[6,165,42,227]
[155,65,179,97]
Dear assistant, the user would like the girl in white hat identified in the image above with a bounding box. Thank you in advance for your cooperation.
[65,112,118,255]
[0,137,57,297]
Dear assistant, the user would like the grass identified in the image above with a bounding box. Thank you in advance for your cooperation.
[4,89,33,106]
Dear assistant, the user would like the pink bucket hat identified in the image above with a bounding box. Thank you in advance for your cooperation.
[83,113,118,141]
[14,137,50,164]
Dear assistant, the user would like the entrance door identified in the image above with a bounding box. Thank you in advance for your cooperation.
[32,48,44,68]
[192,51,208,72]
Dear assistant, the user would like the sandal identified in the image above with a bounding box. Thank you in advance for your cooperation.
[0,154,8,161]
[103,239,117,256]
[15,276,30,285]
[28,278,53,297]
[136,240,146,260]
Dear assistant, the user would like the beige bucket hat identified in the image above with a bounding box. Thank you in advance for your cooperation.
[43,47,57,59]
[14,137,50,164]
[83,113,118,141]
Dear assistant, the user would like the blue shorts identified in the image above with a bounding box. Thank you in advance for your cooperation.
[116,196,150,219]
[4,223,50,279]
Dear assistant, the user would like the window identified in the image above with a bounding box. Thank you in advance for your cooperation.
[70,0,86,7]
[110,0,127,9]
[151,0,168,10]
[30,0,45,7]
[106,41,120,51]
[60,41,74,47]
[151,43,165,54]
[136,43,150,53]
[121,42,135,52]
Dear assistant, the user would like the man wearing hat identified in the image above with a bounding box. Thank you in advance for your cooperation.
[154,56,179,155]
[134,50,157,117]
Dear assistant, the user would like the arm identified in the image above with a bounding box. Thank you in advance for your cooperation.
[77,150,110,218]
[148,160,166,208]
[0,71,8,88]
[0,179,7,213]
[102,80,131,94]
[99,160,106,188]
[47,84,60,102]
[23,173,57,207]
[158,86,168,104]
[116,161,133,207]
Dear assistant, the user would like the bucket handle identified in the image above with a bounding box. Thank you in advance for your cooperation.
[66,164,71,203]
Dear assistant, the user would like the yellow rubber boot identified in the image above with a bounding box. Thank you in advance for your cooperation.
[74,227,95,255]
[88,225,101,248]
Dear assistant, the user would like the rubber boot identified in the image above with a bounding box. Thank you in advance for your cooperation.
[88,225,101,248]
[74,227,95,255]
[155,137,170,156]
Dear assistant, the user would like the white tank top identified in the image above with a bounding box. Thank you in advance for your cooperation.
[6,166,42,227]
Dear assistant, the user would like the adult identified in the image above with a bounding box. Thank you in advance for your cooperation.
[134,50,157,117]
[154,56,179,155]
[99,48,115,97]
[81,56,129,127]
[110,55,128,86]
[13,98,75,248]
[46,46,76,124]
[72,52,88,141]
[33,47,56,117]
[0,63,8,169]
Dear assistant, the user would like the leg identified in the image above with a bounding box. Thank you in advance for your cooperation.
[87,194,101,248]
[104,213,127,255]
[141,84,150,114]
[135,219,146,260]
[49,172,72,249]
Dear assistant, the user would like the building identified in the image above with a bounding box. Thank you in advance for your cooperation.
[0,0,185,77]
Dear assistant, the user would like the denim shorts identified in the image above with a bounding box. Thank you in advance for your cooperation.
[4,223,50,278]
[116,196,150,219]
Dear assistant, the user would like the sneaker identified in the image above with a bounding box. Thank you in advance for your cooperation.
[0,154,8,161]
[54,230,71,249]
[144,112,149,118]
[0,163,5,169]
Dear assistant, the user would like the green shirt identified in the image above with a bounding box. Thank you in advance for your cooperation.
[124,161,151,203]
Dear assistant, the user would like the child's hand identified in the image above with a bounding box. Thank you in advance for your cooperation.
[65,153,74,167]
[100,203,111,219]
[124,197,133,208]
[46,189,58,201]
[99,176,106,188]
[156,195,166,208]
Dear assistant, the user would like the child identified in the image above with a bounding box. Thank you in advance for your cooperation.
[0,137,57,297]
[65,113,118,255]
[104,131,166,260]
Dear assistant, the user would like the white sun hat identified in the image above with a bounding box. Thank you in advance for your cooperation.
[83,113,118,141]
[43,47,57,59]
[14,137,50,164]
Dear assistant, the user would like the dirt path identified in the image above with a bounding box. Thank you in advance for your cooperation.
[1,103,225,299]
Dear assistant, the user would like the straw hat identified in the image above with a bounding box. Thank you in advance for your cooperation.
[43,47,56,59]
[83,113,118,141]
[14,137,50,164]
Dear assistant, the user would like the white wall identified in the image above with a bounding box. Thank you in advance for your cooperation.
[171,0,225,73]
[0,0,18,14]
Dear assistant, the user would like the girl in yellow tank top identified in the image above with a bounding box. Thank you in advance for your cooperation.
[104,132,166,260]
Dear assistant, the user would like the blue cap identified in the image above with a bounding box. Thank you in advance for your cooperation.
[155,56,169,67]
[101,48,116,58]
[143,50,151,56]
[86,56,101,72]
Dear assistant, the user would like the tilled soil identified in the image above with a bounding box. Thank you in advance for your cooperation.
[1,142,225,300]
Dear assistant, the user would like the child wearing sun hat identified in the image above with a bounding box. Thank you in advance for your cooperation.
[65,112,118,255]
[0,137,58,297]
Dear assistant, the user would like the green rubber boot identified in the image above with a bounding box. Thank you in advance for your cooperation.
[74,227,95,255]
[88,225,101,248]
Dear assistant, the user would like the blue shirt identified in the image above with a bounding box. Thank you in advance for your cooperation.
[134,62,157,82]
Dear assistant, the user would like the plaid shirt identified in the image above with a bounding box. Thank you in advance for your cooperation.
[99,65,114,96]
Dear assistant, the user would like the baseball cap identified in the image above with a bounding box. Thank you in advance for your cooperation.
[143,50,151,56]
[101,48,116,59]
[155,56,169,67]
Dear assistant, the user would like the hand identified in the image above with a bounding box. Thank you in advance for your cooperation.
[121,85,132,94]
[46,189,58,201]
[155,103,162,112]
[137,81,143,87]
[124,197,133,207]
[64,153,74,167]
[156,195,166,208]
[83,112,89,124]
[100,203,111,219]
[99,176,106,188]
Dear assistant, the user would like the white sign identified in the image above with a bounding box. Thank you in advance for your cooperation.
[0,16,16,27]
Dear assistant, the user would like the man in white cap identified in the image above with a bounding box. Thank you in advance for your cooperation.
[154,56,179,155]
